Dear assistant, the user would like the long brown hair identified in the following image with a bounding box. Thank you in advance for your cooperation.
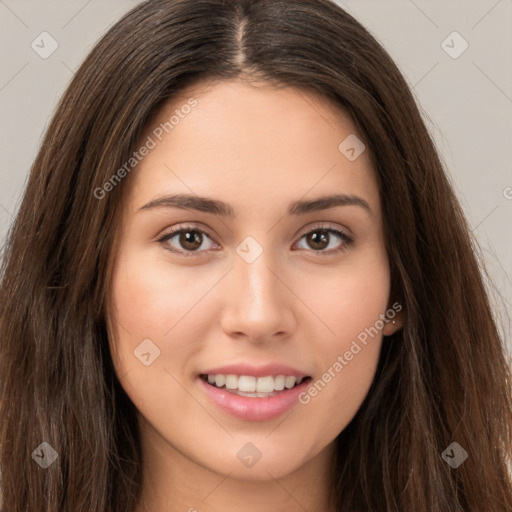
[1,0,511,510]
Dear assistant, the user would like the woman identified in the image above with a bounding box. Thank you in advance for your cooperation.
[1,0,511,510]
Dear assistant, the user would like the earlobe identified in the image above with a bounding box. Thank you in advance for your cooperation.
[383,310,405,336]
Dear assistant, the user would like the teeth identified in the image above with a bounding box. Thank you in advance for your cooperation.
[284,376,296,389]
[225,375,238,390]
[274,375,285,390]
[203,374,307,393]
[256,376,274,393]
[238,375,256,392]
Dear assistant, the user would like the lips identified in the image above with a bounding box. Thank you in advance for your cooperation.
[201,362,310,379]
[198,362,312,421]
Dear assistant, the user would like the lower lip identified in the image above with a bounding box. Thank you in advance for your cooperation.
[198,377,311,422]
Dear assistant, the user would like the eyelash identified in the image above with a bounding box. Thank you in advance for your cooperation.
[156,223,354,259]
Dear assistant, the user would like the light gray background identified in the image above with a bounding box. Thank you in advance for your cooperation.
[0,0,511,351]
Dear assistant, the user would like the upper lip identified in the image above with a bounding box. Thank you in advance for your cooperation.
[200,363,310,379]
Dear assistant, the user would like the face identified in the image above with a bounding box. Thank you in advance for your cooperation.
[107,79,402,484]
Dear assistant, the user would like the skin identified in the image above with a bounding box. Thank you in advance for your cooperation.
[107,79,404,512]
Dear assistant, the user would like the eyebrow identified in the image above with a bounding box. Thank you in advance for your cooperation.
[138,193,372,217]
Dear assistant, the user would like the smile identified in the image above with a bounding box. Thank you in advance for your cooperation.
[201,373,307,397]
[198,372,312,421]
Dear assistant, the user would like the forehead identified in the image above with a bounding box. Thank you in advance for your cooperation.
[126,79,380,217]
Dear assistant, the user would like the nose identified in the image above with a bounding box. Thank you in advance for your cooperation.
[219,247,296,344]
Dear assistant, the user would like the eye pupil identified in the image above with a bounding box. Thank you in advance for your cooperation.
[180,231,202,251]
[307,231,329,250]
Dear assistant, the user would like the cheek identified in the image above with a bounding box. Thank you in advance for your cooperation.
[107,248,215,386]
[107,250,214,427]
[295,245,390,345]
[295,249,390,427]
[109,248,216,340]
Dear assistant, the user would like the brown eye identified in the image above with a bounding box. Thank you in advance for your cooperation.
[178,231,203,251]
[157,226,218,257]
[305,230,330,251]
[294,226,354,256]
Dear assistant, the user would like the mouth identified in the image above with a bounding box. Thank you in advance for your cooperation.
[199,373,311,398]
[198,373,312,421]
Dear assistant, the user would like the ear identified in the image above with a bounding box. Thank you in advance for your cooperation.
[382,301,405,337]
